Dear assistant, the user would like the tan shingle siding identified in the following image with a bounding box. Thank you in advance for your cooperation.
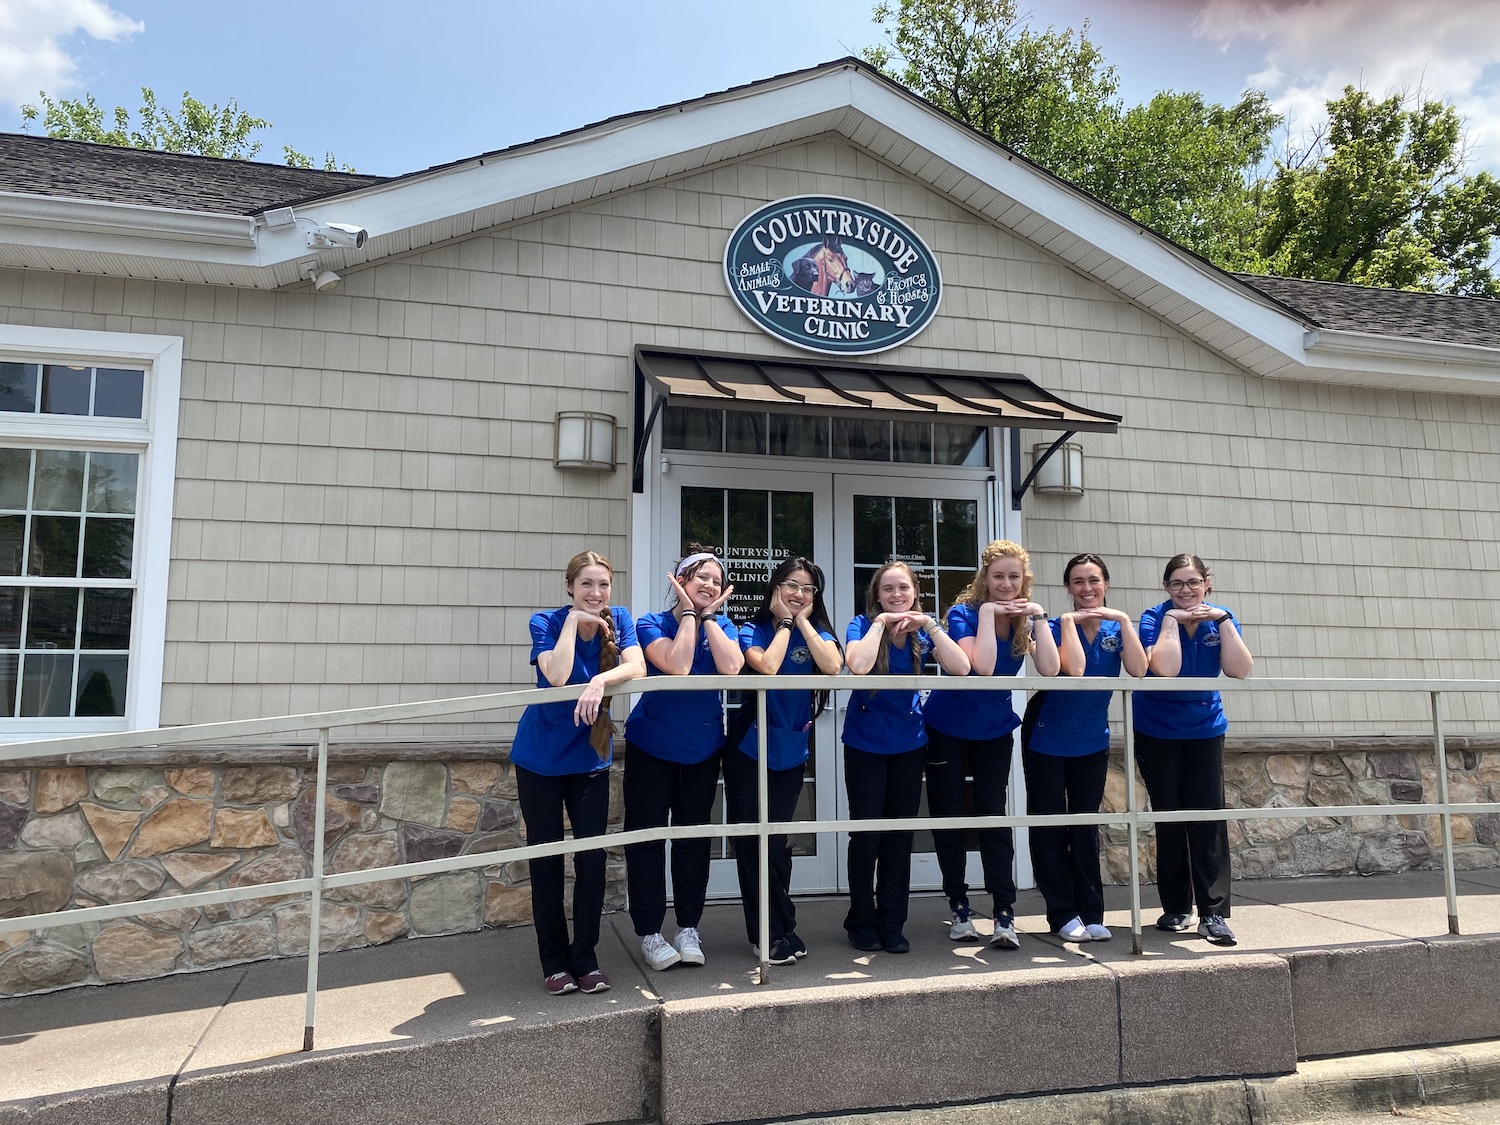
[6,136,1497,736]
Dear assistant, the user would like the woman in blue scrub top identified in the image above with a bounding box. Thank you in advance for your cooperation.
[1023,553,1146,942]
[513,550,645,996]
[923,540,1060,950]
[1135,553,1253,946]
[725,556,843,966]
[623,549,741,972]
[843,561,970,954]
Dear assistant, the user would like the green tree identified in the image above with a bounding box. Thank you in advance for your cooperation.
[1248,87,1500,297]
[863,0,1500,297]
[864,0,1121,193]
[863,0,1278,264]
[20,87,350,171]
[1099,90,1279,268]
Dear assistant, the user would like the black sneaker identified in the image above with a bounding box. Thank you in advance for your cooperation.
[848,926,882,952]
[1197,914,1237,946]
[756,938,796,965]
[880,931,910,954]
[785,932,808,958]
[1155,912,1195,932]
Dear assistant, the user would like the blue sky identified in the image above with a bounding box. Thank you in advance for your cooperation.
[2,0,1498,176]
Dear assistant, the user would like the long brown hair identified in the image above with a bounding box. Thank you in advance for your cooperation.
[953,540,1035,660]
[864,560,926,677]
[565,550,619,761]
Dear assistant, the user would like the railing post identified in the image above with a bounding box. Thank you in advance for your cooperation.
[1431,692,1460,935]
[755,689,772,985]
[1123,692,1143,956]
[303,727,331,1051]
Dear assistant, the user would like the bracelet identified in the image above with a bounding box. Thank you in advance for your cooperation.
[1217,613,1233,625]
[1029,613,1047,621]
[927,617,945,633]
[679,609,698,620]
[777,618,795,631]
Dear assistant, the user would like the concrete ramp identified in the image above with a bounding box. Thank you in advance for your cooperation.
[1,870,1498,1125]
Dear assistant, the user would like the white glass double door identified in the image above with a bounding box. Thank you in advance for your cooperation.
[655,461,1017,898]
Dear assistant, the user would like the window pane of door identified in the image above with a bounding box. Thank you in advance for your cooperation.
[852,494,977,617]
[679,482,822,862]
[847,489,984,854]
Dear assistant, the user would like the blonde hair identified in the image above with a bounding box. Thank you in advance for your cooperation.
[564,550,619,761]
[864,561,926,677]
[953,540,1035,659]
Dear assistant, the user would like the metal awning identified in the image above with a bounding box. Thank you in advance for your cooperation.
[631,344,1121,493]
[635,344,1120,430]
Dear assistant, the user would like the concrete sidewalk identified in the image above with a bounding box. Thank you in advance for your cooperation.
[2,868,1499,1124]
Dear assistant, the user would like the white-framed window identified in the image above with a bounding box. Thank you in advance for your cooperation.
[0,325,180,739]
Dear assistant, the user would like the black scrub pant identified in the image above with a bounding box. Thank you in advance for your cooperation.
[722,746,804,946]
[515,764,610,978]
[924,725,1018,912]
[842,744,925,939]
[1134,731,1231,918]
[622,740,721,936]
[1023,746,1109,930]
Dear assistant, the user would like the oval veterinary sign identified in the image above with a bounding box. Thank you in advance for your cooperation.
[723,195,942,356]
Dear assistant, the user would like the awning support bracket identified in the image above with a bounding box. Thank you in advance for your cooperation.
[1011,428,1076,510]
[633,364,665,494]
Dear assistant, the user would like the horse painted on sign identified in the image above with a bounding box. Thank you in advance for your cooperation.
[788,236,856,296]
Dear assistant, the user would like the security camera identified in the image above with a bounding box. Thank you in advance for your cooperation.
[305,222,368,249]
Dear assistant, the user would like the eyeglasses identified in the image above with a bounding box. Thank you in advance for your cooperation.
[779,581,819,596]
[1166,578,1206,592]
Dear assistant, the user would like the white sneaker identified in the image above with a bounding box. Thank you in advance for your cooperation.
[1085,923,1113,941]
[674,926,705,966]
[990,910,1020,950]
[641,932,681,971]
[948,900,978,942]
[1056,916,1089,941]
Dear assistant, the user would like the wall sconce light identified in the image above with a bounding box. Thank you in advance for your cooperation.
[1032,441,1084,495]
[555,411,617,471]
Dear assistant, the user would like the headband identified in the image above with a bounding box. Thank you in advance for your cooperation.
[676,551,719,578]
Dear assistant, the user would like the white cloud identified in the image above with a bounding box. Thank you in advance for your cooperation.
[1193,0,1500,169]
[0,0,142,110]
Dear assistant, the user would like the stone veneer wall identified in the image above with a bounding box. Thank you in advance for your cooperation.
[0,748,624,997]
[1100,736,1500,885]
[3,738,1499,997]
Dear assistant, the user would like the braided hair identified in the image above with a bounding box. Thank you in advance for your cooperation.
[564,550,620,762]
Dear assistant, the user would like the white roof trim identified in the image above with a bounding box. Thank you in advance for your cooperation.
[0,190,255,245]
[1291,328,1500,394]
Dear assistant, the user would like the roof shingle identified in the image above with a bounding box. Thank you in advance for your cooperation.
[0,132,387,215]
[1238,273,1500,349]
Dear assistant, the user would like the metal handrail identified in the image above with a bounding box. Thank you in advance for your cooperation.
[3,674,1499,1051]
